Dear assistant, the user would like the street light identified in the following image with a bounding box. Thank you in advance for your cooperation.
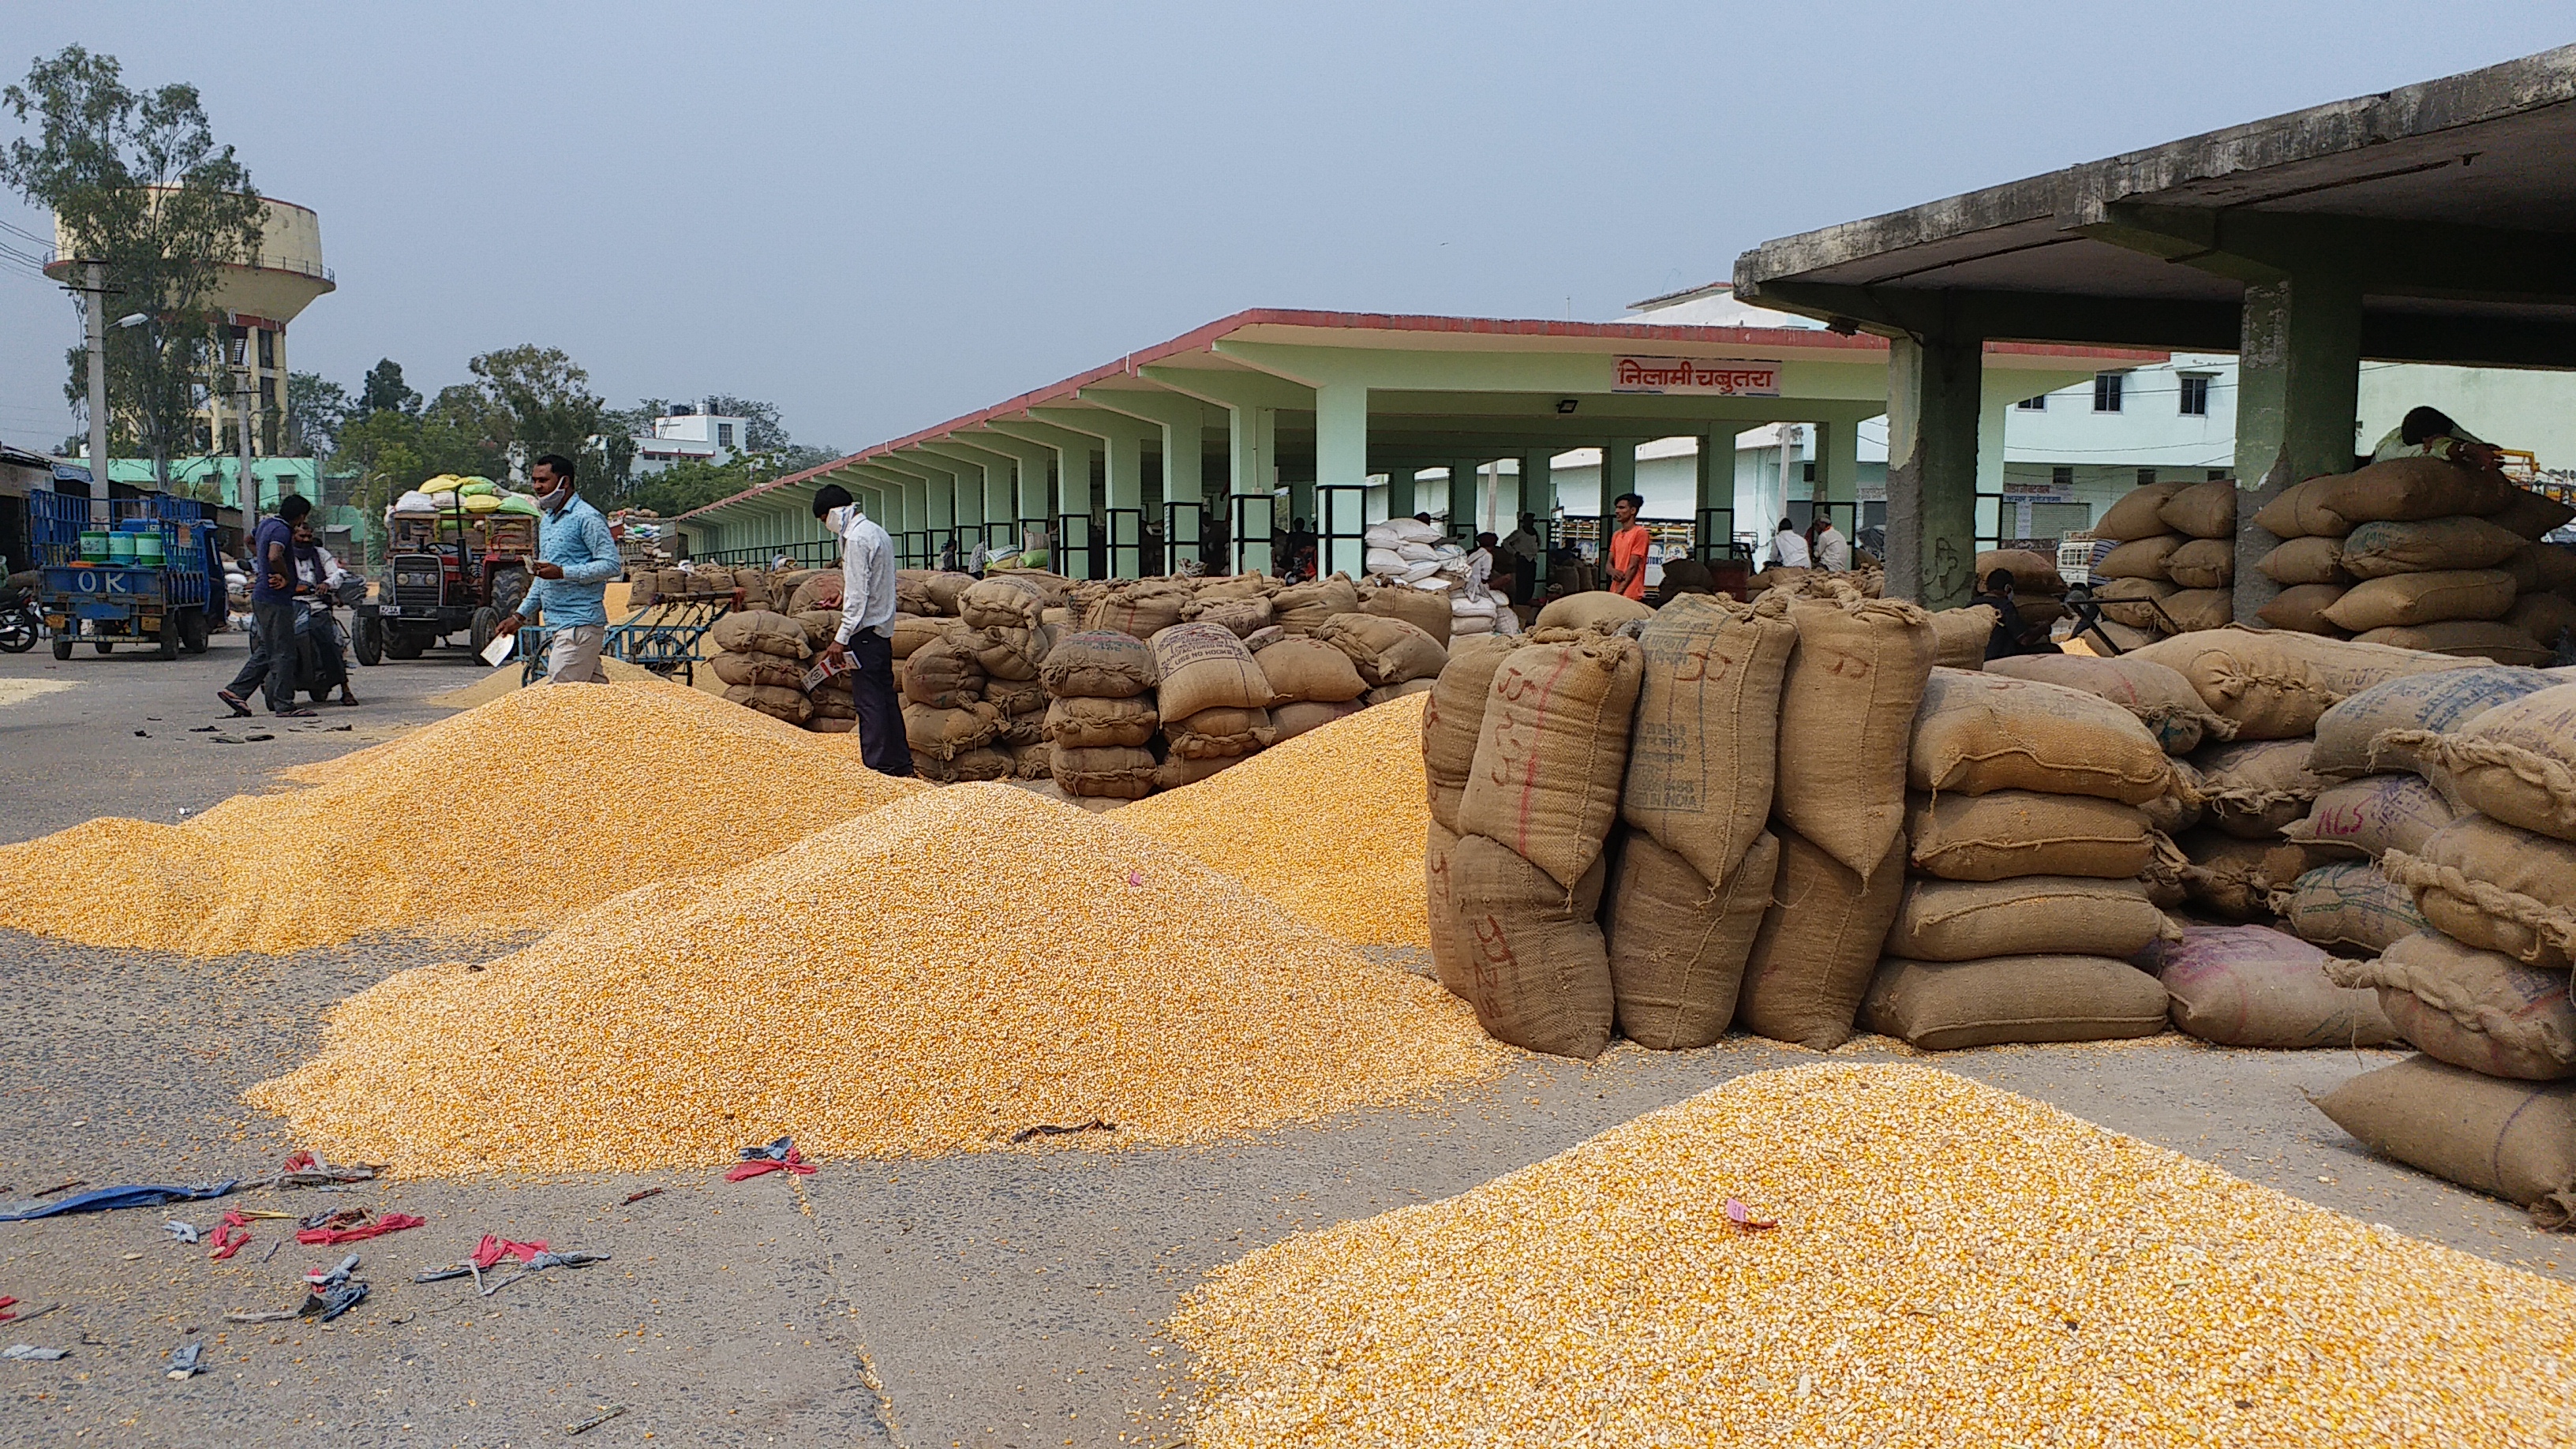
[115,313,148,329]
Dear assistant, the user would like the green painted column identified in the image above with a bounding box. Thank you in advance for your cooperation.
[1104,432,1144,578]
[2233,269,2362,622]
[1385,468,1417,519]
[1814,417,1859,522]
[1520,449,1554,545]
[1695,427,1734,554]
[1602,438,1637,519]
[1228,405,1275,575]
[1885,332,1985,609]
[1447,462,1480,537]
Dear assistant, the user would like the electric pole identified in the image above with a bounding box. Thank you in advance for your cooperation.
[81,261,111,524]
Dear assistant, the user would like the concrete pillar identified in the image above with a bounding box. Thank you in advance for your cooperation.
[1885,332,1985,609]
[1228,404,1276,575]
[1695,427,1734,554]
[1385,468,1417,519]
[1447,461,1478,537]
[1314,381,1368,485]
[984,459,1015,552]
[1104,430,1144,579]
[1602,438,1637,521]
[2233,270,2362,622]
[1520,448,1555,538]
[1815,416,1859,522]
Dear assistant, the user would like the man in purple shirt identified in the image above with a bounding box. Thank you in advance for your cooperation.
[217,493,317,717]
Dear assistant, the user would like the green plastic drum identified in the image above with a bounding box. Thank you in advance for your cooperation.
[132,531,167,565]
[79,530,111,560]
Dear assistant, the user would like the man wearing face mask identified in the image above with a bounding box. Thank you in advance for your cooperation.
[811,483,912,777]
[492,453,621,683]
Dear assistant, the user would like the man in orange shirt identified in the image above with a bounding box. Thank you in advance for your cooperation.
[1606,492,1650,601]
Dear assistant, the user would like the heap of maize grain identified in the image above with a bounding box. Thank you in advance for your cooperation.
[1172,1061,2576,1447]
[426,654,667,710]
[1120,692,1432,947]
[0,680,924,956]
[246,783,1507,1174]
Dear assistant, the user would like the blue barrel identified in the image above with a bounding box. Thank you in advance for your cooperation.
[107,532,137,563]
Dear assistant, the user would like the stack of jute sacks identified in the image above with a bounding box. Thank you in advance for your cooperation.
[2083,478,2241,643]
[2254,455,2576,662]
[1859,668,2178,1049]
[1358,518,1496,639]
[1249,632,1369,742]
[1039,630,1160,799]
[2313,676,2576,1224]
[1312,613,1451,705]
[707,610,815,727]
[1148,622,1278,791]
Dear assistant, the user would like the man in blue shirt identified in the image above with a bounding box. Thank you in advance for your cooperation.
[492,453,622,683]
[217,493,317,717]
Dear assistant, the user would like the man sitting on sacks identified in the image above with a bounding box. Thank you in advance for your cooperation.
[2371,406,2503,473]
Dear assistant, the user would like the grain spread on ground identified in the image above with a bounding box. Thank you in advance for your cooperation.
[1170,1061,2576,1448]
[0,680,925,955]
[1118,693,1432,947]
[246,783,1506,1174]
[426,654,668,710]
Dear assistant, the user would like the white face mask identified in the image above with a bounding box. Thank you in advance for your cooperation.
[826,505,852,533]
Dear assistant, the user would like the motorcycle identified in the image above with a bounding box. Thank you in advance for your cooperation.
[0,576,40,654]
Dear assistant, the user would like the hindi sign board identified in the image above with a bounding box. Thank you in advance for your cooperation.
[1612,357,1781,396]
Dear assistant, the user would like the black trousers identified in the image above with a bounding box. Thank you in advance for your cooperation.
[227,600,301,712]
[848,629,912,777]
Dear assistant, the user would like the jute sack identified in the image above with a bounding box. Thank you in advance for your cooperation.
[1425,820,1468,999]
[1269,575,1360,635]
[1863,955,2169,1050]
[1049,743,1158,800]
[2382,814,2576,970]
[2271,860,2429,953]
[1044,695,1158,749]
[710,610,810,660]
[1039,630,1156,699]
[962,623,1053,682]
[1983,653,2232,756]
[807,716,856,735]
[2314,1056,2576,1222]
[983,680,1047,717]
[2493,486,2576,541]
[2125,627,2476,740]
[901,635,986,708]
[2393,683,2576,843]
[724,683,811,725]
[2509,592,2576,648]
[1366,680,1435,705]
[1533,591,1655,632]
[2279,774,2457,859]
[2354,620,2552,666]
[2140,757,2204,836]
[2257,536,2353,587]
[1449,833,1614,1059]
[1456,633,1644,891]
[2092,481,2192,541]
[1886,876,2173,961]
[2192,737,2325,840]
[890,614,960,660]
[2156,479,2238,540]
[2091,577,2177,632]
[710,650,804,690]
[2338,515,2527,578]
[628,570,658,607]
[1621,593,1797,886]
[2255,584,2348,636]
[732,569,777,611]
[1151,623,1272,719]
[2072,616,2160,655]
[1151,753,1241,792]
[902,700,1002,759]
[946,745,1014,783]
[914,571,974,615]
[1259,635,1368,704]
[1905,792,2155,882]
[2503,541,2576,593]
[2162,538,2237,590]
[2311,455,2518,526]
[1192,571,1277,602]
[2094,534,2184,581]
[1974,549,2067,595]
[1777,593,1934,878]
[1927,606,1997,670]
[1736,831,1906,1051]
[2308,665,2555,777]
[2320,569,2517,632]
[1600,828,1780,1050]
[1361,586,1452,644]
[892,574,932,616]
[1272,698,1364,742]
[2250,477,2353,540]
[1908,668,2173,803]
[959,574,1050,630]
[2163,588,2235,633]
[1314,612,1450,687]
[792,608,842,649]
[1166,706,1274,759]
[1420,635,1520,831]
[1009,740,1054,781]
[2176,829,2323,920]
[1189,596,1274,638]
[2144,924,2400,1049]
[1086,580,1195,639]
[2328,932,2576,1080]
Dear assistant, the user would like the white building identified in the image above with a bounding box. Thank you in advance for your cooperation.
[632,406,754,476]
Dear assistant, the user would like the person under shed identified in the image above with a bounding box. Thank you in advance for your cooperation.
[1770,518,1811,570]
[811,483,913,778]
[1605,493,1651,601]
[2371,406,2503,471]
[1969,568,2058,661]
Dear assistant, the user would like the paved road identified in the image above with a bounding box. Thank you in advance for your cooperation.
[1,640,2566,1447]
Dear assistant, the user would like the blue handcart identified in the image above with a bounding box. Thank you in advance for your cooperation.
[515,581,739,685]
[28,489,223,661]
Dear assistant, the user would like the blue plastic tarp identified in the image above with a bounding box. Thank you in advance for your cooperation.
[0,1181,238,1223]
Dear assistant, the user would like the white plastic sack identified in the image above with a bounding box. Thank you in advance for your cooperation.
[1397,542,1438,563]
[1365,548,1407,574]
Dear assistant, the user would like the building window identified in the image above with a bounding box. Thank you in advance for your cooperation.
[2177,374,2211,416]
[2051,466,2076,489]
[2017,395,2047,411]
[2209,469,2230,481]
[2093,373,2123,412]
[256,329,275,369]
[1803,462,1816,483]
[717,423,736,449]
[2136,467,2156,488]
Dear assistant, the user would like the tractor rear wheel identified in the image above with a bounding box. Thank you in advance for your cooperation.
[469,606,501,659]
[179,608,210,655]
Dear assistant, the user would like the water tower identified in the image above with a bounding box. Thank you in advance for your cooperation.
[48,193,335,457]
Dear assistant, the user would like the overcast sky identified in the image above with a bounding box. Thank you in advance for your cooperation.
[2,3,2567,458]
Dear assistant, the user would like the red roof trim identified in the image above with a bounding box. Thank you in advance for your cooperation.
[681,308,2162,519]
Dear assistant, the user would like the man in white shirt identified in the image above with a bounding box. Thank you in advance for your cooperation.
[1813,518,1853,571]
[811,484,912,777]
[1771,518,1812,569]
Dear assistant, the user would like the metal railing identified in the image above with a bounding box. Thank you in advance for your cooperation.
[1316,485,1370,579]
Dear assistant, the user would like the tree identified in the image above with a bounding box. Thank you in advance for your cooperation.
[1,46,265,486]
[285,370,349,455]
[623,456,761,519]
[356,358,419,417]
[469,344,603,477]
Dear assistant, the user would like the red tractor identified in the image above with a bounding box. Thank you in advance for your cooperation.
[352,508,537,664]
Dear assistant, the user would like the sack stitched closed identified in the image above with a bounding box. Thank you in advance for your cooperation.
[1620,593,1796,886]
[1456,634,1644,892]
[1863,955,2170,1050]
[2144,924,2399,1049]
[1777,593,1934,878]
[1908,668,2173,803]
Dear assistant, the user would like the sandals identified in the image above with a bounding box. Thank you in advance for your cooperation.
[216,690,253,717]
[335,693,361,707]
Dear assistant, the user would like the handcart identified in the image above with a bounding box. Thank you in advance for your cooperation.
[516,581,739,686]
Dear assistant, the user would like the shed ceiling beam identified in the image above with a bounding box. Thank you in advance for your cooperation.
[2069,203,2576,301]
[1743,279,2244,351]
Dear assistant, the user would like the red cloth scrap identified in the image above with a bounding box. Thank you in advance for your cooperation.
[470,1234,550,1270]
[209,1210,253,1260]
[295,1211,426,1245]
[725,1148,817,1181]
